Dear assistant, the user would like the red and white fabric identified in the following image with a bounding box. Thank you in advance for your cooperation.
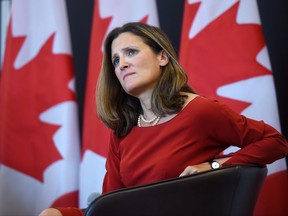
[179,1,288,215]
[0,0,80,215]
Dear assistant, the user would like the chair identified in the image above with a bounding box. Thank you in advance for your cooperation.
[84,164,267,216]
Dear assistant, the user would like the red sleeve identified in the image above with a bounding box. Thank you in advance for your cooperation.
[55,207,84,216]
[223,117,288,166]
[102,132,125,194]
[206,100,288,166]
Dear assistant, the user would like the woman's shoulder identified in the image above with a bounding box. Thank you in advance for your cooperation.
[182,94,237,119]
[182,92,199,108]
[182,93,221,110]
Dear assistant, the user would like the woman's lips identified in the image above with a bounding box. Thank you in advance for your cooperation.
[123,72,135,80]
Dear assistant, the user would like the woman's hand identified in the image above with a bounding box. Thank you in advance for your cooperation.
[38,208,63,216]
[179,157,231,177]
[179,162,211,177]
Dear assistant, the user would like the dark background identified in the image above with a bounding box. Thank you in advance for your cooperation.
[66,0,288,142]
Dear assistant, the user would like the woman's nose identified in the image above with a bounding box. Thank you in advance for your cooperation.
[119,58,129,70]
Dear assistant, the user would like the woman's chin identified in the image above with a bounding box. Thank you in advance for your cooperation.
[123,85,141,97]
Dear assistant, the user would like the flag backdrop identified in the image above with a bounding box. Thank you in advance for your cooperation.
[79,0,159,208]
[0,0,287,214]
[179,0,288,215]
[0,0,80,215]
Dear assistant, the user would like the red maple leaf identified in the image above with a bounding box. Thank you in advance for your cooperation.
[0,23,76,182]
[179,2,271,113]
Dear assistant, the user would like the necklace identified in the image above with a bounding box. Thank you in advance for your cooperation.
[138,114,161,127]
[140,114,158,123]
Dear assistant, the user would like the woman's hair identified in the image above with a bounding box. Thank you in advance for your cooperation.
[97,22,196,137]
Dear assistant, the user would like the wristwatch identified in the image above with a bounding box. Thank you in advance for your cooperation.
[209,160,221,169]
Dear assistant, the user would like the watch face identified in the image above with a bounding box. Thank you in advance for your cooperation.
[211,161,220,169]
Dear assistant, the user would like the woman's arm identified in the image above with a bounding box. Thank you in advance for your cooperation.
[39,207,84,216]
[102,132,125,193]
[179,157,231,176]
[180,99,287,176]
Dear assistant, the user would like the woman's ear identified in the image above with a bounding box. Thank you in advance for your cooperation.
[159,50,169,66]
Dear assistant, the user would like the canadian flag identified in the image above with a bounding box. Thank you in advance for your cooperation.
[0,0,80,215]
[179,0,288,215]
[79,0,159,208]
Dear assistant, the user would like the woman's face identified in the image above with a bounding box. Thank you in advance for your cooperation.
[111,32,168,97]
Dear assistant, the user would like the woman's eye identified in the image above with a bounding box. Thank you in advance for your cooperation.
[113,57,119,67]
[127,49,137,56]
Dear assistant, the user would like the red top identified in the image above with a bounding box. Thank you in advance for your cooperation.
[102,96,288,193]
[57,96,288,215]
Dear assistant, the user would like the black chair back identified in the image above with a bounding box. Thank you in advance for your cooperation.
[84,164,267,216]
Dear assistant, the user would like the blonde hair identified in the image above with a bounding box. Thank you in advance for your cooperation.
[97,22,196,137]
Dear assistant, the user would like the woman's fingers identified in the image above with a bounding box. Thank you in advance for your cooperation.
[179,166,198,177]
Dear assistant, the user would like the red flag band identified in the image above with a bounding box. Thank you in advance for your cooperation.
[179,1,288,215]
[0,0,80,215]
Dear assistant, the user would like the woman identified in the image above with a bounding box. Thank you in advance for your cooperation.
[39,22,288,216]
